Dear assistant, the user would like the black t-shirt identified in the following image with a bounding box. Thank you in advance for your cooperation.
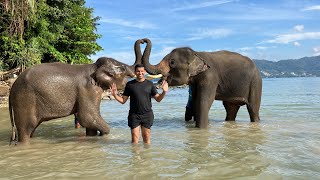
[123,79,158,114]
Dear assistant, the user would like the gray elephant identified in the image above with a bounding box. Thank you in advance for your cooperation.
[141,38,262,128]
[9,39,145,144]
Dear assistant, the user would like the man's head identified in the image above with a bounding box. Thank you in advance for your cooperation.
[135,64,146,80]
[135,64,145,71]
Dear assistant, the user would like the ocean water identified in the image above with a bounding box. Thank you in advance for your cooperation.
[0,77,319,179]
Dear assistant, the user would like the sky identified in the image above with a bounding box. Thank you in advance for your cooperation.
[85,0,320,64]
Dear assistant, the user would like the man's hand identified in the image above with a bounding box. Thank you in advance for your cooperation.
[161,80,168,92]
[153,80,168,102]
[109,83,118,96]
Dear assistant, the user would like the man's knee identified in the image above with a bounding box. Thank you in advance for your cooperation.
[131,126,140,142]
[141,127,150,138]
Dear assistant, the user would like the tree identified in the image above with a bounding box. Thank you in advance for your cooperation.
[0,0,35,40]
[0,0,37,71]
[55,0,102,64]
[0,0,102,71]
[31,0,102,64]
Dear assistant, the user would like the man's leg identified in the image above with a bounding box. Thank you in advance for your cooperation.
[141,126,151,144]
[185,107,193,121]
[131,126,140,144]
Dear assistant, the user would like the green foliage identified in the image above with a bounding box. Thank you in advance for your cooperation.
[56,0,102,64]
[0,0,102,71]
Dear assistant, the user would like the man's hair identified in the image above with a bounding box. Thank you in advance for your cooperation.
[135,64,145,71]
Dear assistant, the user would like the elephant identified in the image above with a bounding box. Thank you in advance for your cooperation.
[9,39,145,144]
[141,38,262,128]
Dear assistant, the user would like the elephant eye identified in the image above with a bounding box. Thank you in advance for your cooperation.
[170,59,175,66]
[106,71,114,77]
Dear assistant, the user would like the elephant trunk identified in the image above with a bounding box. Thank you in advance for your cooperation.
[141,38,167,75]
[129,39,144,71]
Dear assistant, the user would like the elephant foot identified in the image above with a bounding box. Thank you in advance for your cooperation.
[9,138,18,146]
[250,118,260,122]
[86,128,98,136]
[98,129,110,136]
[99,131,107,136]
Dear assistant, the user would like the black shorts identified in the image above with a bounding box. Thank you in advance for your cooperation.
[128,111,154,129]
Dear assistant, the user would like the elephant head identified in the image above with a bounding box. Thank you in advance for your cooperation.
[94,39,144,90]
[141,38,209,86]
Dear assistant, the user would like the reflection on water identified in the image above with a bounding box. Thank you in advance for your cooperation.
[0,77,319,179]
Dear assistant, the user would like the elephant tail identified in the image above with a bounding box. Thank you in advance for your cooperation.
[9,99,18,146]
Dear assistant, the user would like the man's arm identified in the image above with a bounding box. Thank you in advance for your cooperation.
[110,83,129,104]
[153,80,168,102]
[114,94,129,104]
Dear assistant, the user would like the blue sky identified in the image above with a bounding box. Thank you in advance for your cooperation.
[86,0,320,64]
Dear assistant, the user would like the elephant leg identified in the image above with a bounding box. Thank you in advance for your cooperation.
[246,103,260,122]
[86,128,98,136]
[16,124,31,143]
[247,79,262,122]
[194,86,215,128]
[16,114,38,143]
[30,122,42,138]
[78,86,110,136]
[223,101,240,121]
[78,109,110,136]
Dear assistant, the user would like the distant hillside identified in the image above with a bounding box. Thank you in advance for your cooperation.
[253,56,320,78]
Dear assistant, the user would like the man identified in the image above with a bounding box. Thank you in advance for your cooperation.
[110,64,168,144]
[74,113,81,129]
[185,85,194,121]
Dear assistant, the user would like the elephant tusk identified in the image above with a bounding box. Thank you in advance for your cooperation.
[146,74,163,79]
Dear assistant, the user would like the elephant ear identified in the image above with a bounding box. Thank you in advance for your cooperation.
[93,67,110,88]
[93,61,124,87]
[188,54,210,77]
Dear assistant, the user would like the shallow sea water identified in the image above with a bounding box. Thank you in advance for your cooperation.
[0,77,319,179]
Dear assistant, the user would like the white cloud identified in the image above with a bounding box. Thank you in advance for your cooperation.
[294,25,304,32]
[313,47,320,56]
[100,17,157,29]
[145,38,177,45]
[265,32,320,44]
[148,46,176,64]
[256,46,268,50]
[301,5,320,11]
[238,46,269,52]
[293,42,301,46]
[185,5,306,21]
[238,47,252,51]
[238,51,251,58]
[187,28,232,41]
[172,0,234,12]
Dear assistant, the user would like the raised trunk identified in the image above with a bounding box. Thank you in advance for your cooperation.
[129,39,144,70]
[141,38,163,75]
